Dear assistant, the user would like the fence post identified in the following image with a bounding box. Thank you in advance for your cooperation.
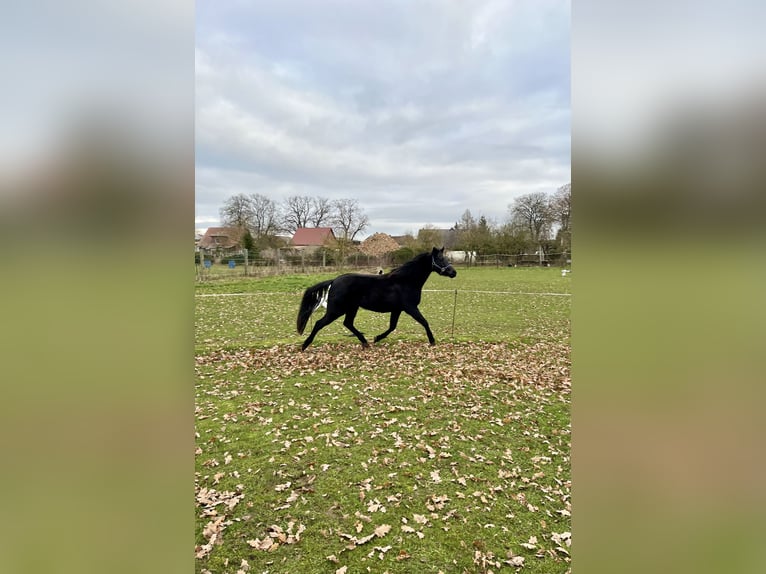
[451,289,458,339]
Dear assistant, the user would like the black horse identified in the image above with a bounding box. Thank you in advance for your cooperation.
[297,247,457,351]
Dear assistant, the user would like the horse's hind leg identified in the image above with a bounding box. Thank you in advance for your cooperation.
[343,307,369,348]
[302,311,341,351]
[374,310,401,343]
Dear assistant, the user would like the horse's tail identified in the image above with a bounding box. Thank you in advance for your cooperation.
[297,279,333,334]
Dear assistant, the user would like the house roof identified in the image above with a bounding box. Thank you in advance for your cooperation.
[291,227,335,247]
[198,227,244,250]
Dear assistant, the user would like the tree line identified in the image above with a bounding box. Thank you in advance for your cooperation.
[217,183,570,264]
[448,182,571,264]
[219,194,369,250]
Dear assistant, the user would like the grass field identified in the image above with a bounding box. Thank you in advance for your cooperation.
[195,267,571,573]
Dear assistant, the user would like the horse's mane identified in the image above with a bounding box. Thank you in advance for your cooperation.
[388,252,430,276]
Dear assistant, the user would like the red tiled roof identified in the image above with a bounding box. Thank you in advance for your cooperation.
[291,227,335,246]
[198,227,244,249]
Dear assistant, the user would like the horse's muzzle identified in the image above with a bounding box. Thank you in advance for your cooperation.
[444,267,457,278]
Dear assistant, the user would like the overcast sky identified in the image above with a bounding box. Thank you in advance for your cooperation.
[195,0,570,238]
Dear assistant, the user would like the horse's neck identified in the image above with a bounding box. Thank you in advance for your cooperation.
[400,255,431,286]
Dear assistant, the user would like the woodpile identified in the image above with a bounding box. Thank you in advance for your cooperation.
[359,233,400,257]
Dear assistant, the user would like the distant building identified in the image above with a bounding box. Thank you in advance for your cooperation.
[290,227,336,253]
[198,227,244,255]
[445,250,476,263]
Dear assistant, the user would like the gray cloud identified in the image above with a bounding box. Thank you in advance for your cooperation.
[196,0,570,237]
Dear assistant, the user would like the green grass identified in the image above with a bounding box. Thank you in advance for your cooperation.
[195,267,570,573]
[195,267,570,352]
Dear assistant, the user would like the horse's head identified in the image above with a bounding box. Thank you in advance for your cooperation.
[431,247,457,278]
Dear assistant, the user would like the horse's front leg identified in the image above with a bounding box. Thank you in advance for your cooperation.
[374,309,401,343]
[343,307,369,348]
[404,306,436,345]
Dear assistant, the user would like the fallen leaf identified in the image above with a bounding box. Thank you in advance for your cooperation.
[520,535,538,550]
[356,533,375,545]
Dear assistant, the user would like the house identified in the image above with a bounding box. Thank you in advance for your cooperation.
[198,227,244,255]
[290,227,336,253]
[446,250,476,263]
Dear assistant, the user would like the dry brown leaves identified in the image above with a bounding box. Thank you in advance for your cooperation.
[195,485,246,559]
[196,340,570,397]
[246,521,306,552]
[358,233,400,257]
[195,340,570,568]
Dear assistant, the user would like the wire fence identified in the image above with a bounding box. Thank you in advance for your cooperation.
[195,251,572,281]
[195,289,573,298]
[195,287,571,347]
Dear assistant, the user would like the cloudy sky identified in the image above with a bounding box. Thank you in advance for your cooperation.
[195,0,570,238]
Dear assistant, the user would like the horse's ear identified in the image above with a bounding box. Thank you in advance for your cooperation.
[431,246,438,255]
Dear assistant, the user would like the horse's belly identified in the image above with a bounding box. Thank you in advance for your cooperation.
[360,300,394,313]
[360,292,397,313]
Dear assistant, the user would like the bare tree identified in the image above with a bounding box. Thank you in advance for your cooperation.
[331,198,369,264]
[249,193,280,241]
[219,193,255,229]
[331,198,369,241]
[309,196,333,227]
[281,195,313,234]
[458,209,476,233]
[550,182,571,253]
[510,192,553,248]
[455,210,478,265]
[416,224,445,253]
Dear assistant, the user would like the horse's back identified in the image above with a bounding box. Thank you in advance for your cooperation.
[329,273,404,312]
[331,273,382,291]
